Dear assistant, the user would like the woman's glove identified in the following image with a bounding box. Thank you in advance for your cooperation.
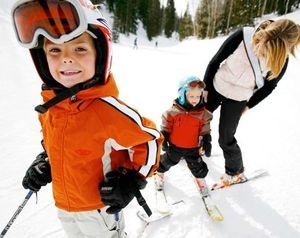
[99,167,147,214]
[202,134,212,157]
[22,151,52,192]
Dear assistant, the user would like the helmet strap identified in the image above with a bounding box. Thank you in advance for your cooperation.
[34,84,82,113]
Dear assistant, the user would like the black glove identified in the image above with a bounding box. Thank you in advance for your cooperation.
[99,167,147,214]
[162,139,169,152]
[161,131,169,151]
[22,151,52,192]
[202,134,212,157]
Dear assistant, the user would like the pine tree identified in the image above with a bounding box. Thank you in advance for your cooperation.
[164,0,177,38]
[105,0,115,12]
[195,0,209,38]
[277,0,300,14]
[145,0,162,40]
[112,16,120,43]
[195,0,225,38]
[106,0,139,35]
[137,0,149,27]
[178,9,193,41]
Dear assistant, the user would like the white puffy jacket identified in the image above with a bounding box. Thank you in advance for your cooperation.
[213,41,257,101]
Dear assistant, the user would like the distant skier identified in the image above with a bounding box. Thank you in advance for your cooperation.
[133,37,138,49]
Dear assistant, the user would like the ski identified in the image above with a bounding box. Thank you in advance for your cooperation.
[136,172,184,224]
[153,172,172,214]
[195,178,224,221]
[211,169,269,191]
[155,188,172,214]
[137,200,184,223]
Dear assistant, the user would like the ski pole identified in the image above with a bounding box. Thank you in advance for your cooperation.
[114,213,121,237]
[0,190,34,238]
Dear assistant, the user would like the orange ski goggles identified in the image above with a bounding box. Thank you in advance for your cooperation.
[12,0,90,48]
[187,80,206,89]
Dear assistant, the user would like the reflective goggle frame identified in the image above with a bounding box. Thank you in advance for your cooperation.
[179,80,205,92]
[12,0,94,49]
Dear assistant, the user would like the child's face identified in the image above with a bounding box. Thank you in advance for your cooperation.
[186,87,202,107]
[44,32,97,88]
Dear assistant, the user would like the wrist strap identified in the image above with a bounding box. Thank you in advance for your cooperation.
[133,186,152,217]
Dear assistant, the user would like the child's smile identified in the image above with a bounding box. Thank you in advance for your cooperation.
[60,70,82,76]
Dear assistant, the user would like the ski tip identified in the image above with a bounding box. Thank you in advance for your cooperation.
[212,216,224,222]
[208,208,224,221]
[156,207,172,214]
[211,184,224,191]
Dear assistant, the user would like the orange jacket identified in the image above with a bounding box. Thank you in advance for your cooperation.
[39,74,163,212]
[161,101,212,148]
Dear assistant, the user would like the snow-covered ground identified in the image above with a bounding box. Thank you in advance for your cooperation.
[1,1,300,237]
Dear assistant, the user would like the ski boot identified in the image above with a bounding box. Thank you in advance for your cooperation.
[212,172,247,190]
[154,172,164,191]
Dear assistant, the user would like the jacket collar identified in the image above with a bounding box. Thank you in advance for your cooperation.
[40,74,119,113]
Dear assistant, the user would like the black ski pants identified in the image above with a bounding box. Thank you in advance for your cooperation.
[158,145,205,178]
[205,86,247,175]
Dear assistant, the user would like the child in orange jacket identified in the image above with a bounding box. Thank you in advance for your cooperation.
[12,0,162,237]
[155,76,212,189]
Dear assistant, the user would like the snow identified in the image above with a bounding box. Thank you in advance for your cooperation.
[1,1,300,238]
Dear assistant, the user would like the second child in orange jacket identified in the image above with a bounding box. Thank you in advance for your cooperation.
[157,76,212,180]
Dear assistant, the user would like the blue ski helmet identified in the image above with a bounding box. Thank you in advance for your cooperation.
[177,76,205,105]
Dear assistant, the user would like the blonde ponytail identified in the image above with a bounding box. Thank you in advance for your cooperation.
[253,19,300,80]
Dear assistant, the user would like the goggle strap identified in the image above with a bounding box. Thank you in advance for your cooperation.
[35,84,81,114]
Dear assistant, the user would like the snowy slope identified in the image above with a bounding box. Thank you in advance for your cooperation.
[1,2,300,238]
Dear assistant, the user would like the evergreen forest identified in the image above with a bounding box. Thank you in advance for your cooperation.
[91,0,300,41]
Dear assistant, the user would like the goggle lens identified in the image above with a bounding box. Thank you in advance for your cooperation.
[13,0,81,45]
[188,80,205,88]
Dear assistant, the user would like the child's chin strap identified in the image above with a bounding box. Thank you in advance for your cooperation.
[34,84,82,114]
[34,76,101,114]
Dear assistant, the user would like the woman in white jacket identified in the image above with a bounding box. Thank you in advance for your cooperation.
[202,19,300,188]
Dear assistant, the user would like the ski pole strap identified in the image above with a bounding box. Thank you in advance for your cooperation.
[133,187,152,217]
[0,190,34,237]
